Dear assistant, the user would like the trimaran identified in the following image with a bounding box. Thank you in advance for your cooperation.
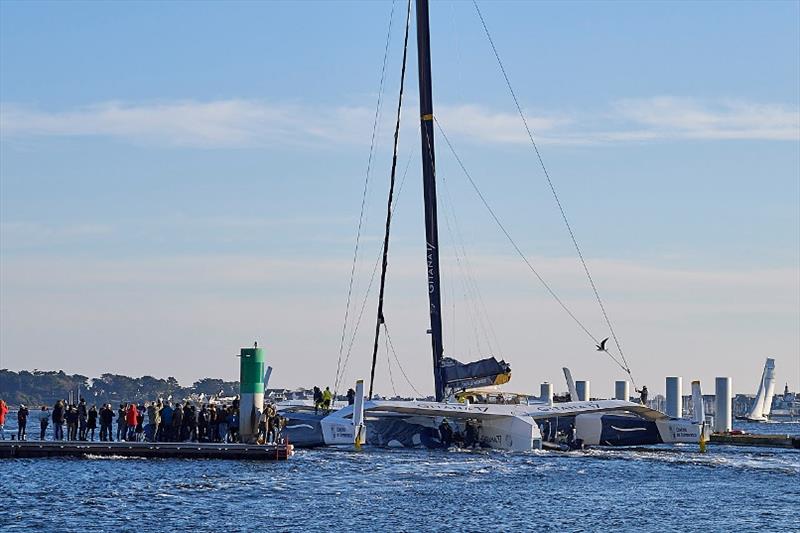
[282,0,706,451]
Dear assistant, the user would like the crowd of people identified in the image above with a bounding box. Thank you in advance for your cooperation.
[0,397,286,445]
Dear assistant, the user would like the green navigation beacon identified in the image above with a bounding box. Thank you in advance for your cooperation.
[239,343,265,443]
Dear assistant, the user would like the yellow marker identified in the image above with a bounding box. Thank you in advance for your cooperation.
[699,422,707,453]
[421,113,433,121]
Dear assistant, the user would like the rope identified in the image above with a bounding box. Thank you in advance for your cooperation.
[385,333,398,397]
[335,0,398,393]
[435,119,598,343]
[384,323,425,398]
[472,1,636,385]
[335,153,414,397]
[368,0,412,400]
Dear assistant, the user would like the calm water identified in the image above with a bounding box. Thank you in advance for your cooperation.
[1,420,798,532]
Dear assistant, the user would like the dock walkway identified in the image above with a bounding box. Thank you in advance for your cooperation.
[709,433,800,449]
[0,440,294,460]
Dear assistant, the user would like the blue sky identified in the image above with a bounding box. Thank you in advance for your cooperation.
[1,1,798,397]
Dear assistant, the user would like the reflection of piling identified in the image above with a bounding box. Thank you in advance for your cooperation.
[714,377,732,433]
[576,381,590,401]
[666,377,682,418]
[614,380,629,401]
[540,382,553,405]
[239,346,265,443]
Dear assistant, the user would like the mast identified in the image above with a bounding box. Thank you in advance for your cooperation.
[415,0,445,402]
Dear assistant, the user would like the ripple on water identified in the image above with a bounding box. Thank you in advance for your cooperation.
[0,440,797,532]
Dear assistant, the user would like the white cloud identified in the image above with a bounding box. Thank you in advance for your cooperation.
[607,97,800,142]
[0,100,373,148]
[2,96,796,149]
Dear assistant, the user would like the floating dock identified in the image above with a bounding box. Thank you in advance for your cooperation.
[0,440,294,460]
[709,433,800,449]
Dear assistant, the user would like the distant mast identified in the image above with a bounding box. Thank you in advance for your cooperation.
[415,0,445,402]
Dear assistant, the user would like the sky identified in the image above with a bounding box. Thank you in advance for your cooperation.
[1,0,798,398]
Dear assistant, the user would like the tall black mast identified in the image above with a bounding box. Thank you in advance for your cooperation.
[415,0,445,402]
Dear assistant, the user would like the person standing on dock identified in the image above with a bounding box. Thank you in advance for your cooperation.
[160,402,173,442]
[66,405,79,440]
[125,403,139,441]
[99,404,114,441]
[209,404,219,442]
[52,400,65,441]
[346,388,356,406]
[146,402,160,442]
[197,404,209,442]
[78,398,88,441]
[117,403,127,441]
[0,399,8,440]
[171,402,183,441]
[87,405,98,441]
[17,404,29,440]
[38,406,49,440]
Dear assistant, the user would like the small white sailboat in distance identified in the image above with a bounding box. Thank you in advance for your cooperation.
[744,358,777,422]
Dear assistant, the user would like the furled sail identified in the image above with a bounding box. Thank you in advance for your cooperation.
[441,356,511,391]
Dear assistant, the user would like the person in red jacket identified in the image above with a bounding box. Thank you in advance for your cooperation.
[0,399,8,440]
[125,403,139,441]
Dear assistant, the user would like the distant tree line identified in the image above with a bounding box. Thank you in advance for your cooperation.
[0,369,239,407]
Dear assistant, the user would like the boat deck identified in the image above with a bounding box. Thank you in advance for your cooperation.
[0,440,294,460]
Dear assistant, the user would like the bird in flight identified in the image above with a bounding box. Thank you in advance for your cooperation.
[596,337,609,351]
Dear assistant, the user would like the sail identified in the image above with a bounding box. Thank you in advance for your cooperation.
[747,358,776,421]
[441,356,511,391]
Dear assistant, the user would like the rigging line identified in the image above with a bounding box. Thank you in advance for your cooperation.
[434,117,600,347]
[472,1,634,381]
[385,332,398,397]
[383,322,425,398]
[335,152,415,396]
[368,0,412,400]
[438,180,490,356]
[335,0,398,391]
[439,172,504,356]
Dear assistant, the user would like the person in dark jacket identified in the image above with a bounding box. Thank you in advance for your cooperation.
[117,403,127,441]
[99,404,114,441]
[160,402,174,442]
[77,398,88,440]
[171,404,184,442]
[635,386,649,406]
[17,404,29,440]
[197,405,209,442]
[86,405,98,441]
[209,404,219,442]
[346,388,356,406]
[438,418,453,448]
[38,406,49,440]
[66,405,79,441]
[313,386,323,415]
[52,400,65,441]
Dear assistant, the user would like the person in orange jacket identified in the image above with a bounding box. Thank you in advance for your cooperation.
[0,399,8,440]
[125,403,139,441]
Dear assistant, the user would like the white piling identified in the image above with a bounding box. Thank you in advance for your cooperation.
[714,377,732,433]
[540,382,553,406]
[666,377,682,418]
[576,380,590,401]
[614,380,629,401]
[691,380,705,424]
